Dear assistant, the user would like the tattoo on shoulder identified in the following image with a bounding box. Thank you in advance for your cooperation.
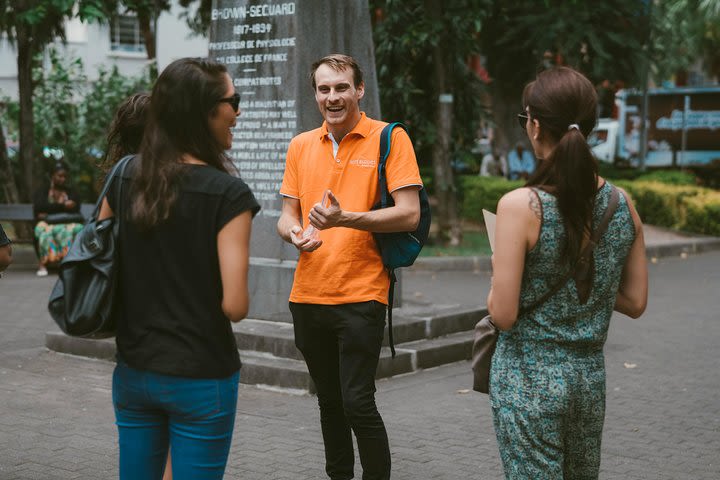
[528,190,542,219]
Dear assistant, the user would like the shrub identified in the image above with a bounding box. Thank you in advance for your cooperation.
[460,176,523,221]
[598,162,643,181]
[635,169,698,185]
[615,180,720,235]
[456,176,720,236]
[683,194,720,236]
[0,48,152,202]
[615,181,696,228]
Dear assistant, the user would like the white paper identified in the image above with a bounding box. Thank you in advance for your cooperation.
[482,209,496,253]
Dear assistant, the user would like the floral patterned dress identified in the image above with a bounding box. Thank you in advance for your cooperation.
[490,182,636,479]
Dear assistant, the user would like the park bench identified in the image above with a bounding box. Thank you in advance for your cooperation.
[0,203,95,243]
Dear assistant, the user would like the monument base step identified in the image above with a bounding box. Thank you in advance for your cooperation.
[45,305,484,393]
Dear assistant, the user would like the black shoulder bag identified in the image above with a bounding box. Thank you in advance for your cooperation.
[48,155,133,338]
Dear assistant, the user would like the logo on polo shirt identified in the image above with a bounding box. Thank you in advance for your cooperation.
[349,158,377,168]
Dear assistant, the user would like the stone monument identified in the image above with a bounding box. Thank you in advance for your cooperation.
[208,0,382,320]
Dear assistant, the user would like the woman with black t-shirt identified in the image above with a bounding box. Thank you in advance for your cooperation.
[98,57,259,480]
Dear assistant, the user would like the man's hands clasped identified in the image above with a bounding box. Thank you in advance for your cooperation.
[289,225,322,252]
[289,190,344,253]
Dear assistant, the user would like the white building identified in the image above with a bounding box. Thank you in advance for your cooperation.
[0,2,208,100]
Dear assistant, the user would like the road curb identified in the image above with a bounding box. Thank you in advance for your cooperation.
[645,237,720,259]
[410,236,720,272]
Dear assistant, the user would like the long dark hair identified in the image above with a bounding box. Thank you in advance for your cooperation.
[104,93,150,168]
[524,67,599,263]
[131,57,232,229]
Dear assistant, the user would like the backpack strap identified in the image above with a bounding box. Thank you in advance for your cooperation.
[387,269,397,357]
[378,122,407,358]
[378,122,407,209]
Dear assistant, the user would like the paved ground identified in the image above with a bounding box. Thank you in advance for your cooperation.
[0,246,719,478]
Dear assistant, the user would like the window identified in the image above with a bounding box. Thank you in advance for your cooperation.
[110,14,145,54]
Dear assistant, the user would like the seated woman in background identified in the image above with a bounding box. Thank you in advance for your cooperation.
[32,161,84,277]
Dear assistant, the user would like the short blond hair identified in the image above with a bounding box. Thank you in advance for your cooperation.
[310,54,364,90]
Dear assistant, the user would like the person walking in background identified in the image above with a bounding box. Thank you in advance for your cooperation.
[32,161,84,276]
[507,141,536,180]
[97,57,260,480]
[0,224,12,273]
[487,66,648,479]
[277,54,422,480]
[103,91,177,480]
[102,92,150,175]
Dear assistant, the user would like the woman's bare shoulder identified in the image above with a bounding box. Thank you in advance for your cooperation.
[498,187,540,218]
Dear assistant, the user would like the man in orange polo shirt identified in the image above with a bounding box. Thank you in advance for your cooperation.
[277,54,422,480]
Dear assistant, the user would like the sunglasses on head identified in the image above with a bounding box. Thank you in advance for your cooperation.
[218,93,241,112]
[517,112,529,130]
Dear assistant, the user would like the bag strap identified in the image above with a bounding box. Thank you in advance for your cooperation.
[378,122,407,359]
[112,156,133,240]
[378,122,407,209]
[518,185,620,316]
[91,155,134,220]
[387,269,397,358]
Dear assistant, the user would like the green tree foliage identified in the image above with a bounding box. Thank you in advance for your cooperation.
[179,0,211,35]
[14,48,151,201]
[0,0,107,199]
[482,0,648,152]
[370,0,491,245]
[370,0,489,166]
[652,0,720,83]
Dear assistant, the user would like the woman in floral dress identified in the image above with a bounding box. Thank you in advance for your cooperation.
[487,67,648,479]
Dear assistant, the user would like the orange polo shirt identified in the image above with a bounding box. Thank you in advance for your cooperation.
[280,113,422,305]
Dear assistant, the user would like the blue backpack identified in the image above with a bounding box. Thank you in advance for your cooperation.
[373,122,431,356]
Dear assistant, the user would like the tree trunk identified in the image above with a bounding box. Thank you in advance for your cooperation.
[16,25,35,202]
[491,85,527,164]
[426,0,461,247]
[137,11,156,59]
[0,117,20,204]
[137,8,159,79]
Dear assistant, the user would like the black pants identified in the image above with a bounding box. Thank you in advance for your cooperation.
[290,301,391,480]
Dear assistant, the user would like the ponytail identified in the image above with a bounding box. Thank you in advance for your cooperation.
[524,67,599,264]
[530,129,598,262]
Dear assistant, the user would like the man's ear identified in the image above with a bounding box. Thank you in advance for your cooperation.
[356,82,365,101]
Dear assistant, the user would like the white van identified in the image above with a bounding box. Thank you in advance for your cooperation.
[588,118,619,164]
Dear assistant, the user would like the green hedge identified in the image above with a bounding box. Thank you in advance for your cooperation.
[684,195,720,236]
[459,176,720,236]
[460,176,523,221]
[616,180,720,235]
[634,170,698,186]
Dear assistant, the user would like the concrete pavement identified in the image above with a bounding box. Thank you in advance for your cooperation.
[1,241,719,478]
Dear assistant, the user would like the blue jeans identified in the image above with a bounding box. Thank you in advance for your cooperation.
[112,361,240,480]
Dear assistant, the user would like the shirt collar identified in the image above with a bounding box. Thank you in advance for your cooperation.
[319,112,371,141]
